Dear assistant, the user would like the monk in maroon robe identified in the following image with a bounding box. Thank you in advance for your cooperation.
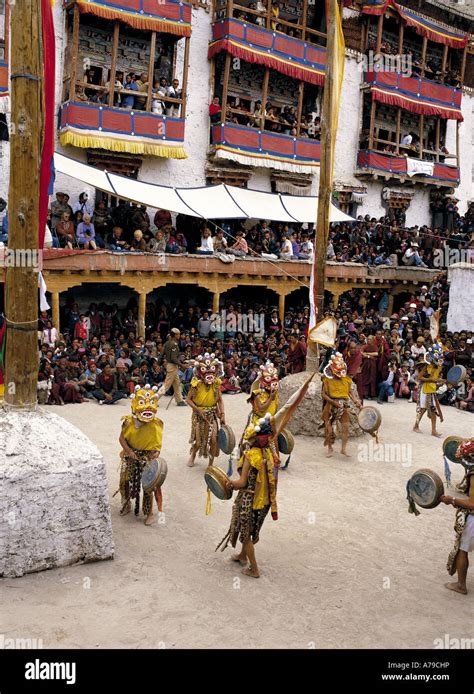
[360,335,378,399]
[345,340,364,402]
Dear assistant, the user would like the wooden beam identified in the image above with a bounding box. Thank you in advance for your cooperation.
[69,3,80,101]
[460,44,467,84]
[180,36,191,119]
[146,31,157,112]
[107,21,120,108]
[5,0,42,408]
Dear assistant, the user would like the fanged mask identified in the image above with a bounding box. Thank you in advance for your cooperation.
[131,384,159,423]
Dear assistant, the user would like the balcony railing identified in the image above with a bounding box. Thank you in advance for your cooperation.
[59,100,187,159]
[211,122,320,173]
[356,149,460,186]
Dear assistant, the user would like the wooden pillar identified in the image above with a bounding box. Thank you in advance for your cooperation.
[212,291,220,314]
[180,36,191,119]
[107,21,120,108]
[221,52,232,122]
[368,100,376,149]
[146,31,157,112]
[419,114,424,159]
[435,117,440,163]
[228,0,233,19]
[398,21,404,54]
[420,37,427,78]
[261,67,270,130]
[138,291,147,339]
[296,81,304,137]
[456,120,460,169]
[51,292,60,332]
[69,3,80,102]
[301,0,308,42]
[386,292,394,318]
[278,293,286,325]
[375,14,383,54]
[460,45,467,84]
[395,107,401,153]
[5,0,42,409]
[441,44,448,82]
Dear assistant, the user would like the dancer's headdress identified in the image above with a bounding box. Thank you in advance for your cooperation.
[323,352,347,379]
[193,352,224,385]
[130,384,159,422]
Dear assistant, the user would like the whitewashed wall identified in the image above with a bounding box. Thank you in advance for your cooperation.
[447,264,474,332]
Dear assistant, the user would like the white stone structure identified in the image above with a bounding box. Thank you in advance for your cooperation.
[0,409,114,578]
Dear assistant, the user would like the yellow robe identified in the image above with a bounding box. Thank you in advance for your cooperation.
[121,415,163,452]
[190,377,221,408]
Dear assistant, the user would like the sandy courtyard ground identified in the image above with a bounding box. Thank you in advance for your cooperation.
[1,394,473,649]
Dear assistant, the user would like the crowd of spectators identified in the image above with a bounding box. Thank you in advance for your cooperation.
[1,191,473,271]
[34,275,473,413]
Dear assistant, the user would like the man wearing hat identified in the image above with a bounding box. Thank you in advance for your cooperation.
[157,328,187,406]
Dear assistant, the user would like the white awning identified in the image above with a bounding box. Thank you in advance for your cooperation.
[54,152,354,224]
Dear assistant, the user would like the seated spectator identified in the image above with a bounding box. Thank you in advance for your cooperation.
[402,242,427,267]
[214,229,228,253]
[280,234,294,260]
[228,230,248,257]
[92,364,126,405]
[197,226,214,255]
[76,214,97,250]
[131,229,147,252]
[148,229,167,253]
[55,211,75,249]
[108,226,129,251]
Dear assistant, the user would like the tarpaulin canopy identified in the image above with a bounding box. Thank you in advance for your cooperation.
[365,70,463,121]
[54,152,354,223]
[359,1,470,48]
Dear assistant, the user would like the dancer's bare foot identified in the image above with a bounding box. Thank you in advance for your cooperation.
[413,426,422,433]
[187,455,196,467]
[144,512,157,526]
[231,553,247,565]
[242,566,260,578]
[432,431,442,438]
[120,501,131,516]
[444,582,467,595]
[326,447,334,458]
[340,450,352,457]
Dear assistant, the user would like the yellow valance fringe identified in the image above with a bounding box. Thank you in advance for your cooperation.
[76,1,192,37]
[60,130,188,159]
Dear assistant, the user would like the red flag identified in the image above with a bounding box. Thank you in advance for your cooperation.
[38,0,56,249]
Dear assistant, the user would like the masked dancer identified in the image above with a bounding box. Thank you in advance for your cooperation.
[118,384,164,526]
[413,342,445,437]
[216,374,314,578]
[187,353,225,467]
[321,352,362,458]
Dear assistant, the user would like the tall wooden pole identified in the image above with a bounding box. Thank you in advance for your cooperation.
[314,0,338,320]
[4,0,42,409]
